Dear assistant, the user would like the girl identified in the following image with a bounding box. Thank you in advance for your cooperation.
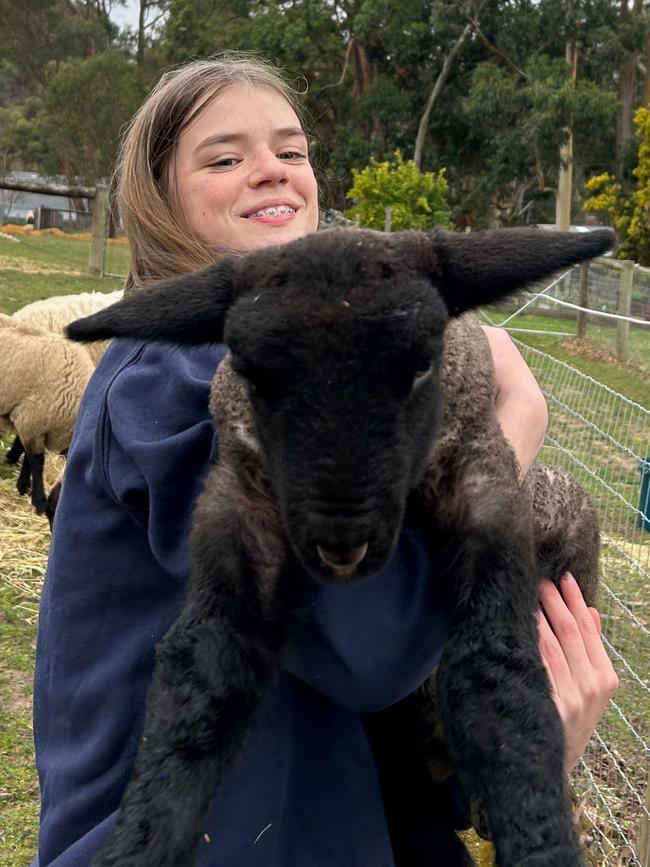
[31,54,617,867]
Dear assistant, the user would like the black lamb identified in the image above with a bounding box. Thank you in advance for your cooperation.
[67,226,613,867]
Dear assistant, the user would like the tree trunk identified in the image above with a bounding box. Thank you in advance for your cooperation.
[643,27,650,108]
[615,0,644,179]
[617,51,638,178]
[137,0,147,66]
[556,41,577,231]
[351,38,371,97]
[413,20,473,169]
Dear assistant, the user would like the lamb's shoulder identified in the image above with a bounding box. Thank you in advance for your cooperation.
[436,314,497,448]
[209,352,260,458]
[204,354,279,538]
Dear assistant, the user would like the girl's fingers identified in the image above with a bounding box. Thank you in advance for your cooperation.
[557,574,612,672]
[537,607,569,696]
[589,607,601,633]
[539,578,592,683]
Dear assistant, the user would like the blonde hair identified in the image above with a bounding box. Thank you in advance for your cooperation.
[116,54,308,292]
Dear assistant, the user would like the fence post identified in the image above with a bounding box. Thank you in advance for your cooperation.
[638,764,650,867]
[384,206,393,233]
[576,262,589,338]
[87,184,109,277]
[616,260,634,362]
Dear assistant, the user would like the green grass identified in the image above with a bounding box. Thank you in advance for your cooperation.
[490,310,650,366]
[0,557,42,866]
[0,232,94,271]
[483,310,649,407]
[0,233,127,313]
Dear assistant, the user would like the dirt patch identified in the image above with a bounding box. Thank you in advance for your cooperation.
[0,254,82,277]
[561,337,648,376]
[0,667,32,716]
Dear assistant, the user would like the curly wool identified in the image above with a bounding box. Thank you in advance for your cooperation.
[13,289,122,365]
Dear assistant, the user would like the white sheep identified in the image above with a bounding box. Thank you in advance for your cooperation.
[0,314,94,514]
[5,290,122,491]
[13,289,123,364]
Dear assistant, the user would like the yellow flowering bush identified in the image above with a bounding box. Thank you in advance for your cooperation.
[584,108,650,264]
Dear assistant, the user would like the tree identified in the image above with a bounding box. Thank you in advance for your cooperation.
[584,107,650,264]
[413,0,487,169]
[344,150,452,230]
[31,50,144,183]
[0,0,115,92]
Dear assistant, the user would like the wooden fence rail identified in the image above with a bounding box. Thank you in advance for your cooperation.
[0,177,109,277]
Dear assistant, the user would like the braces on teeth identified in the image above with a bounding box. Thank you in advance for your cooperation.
[249,206,296,218]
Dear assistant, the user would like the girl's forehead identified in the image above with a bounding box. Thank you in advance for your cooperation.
[183,84,301,138]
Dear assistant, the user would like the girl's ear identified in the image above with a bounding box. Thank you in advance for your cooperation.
[66,258,237,346]
[418,228,615,316]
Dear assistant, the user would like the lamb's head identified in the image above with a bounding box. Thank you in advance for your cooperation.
[67,227,614,584]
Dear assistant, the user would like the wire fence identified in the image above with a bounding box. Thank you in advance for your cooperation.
[511,339,650,866]
[494,258,650,364]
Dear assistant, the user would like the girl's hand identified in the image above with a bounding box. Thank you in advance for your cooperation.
[538,574,619,773]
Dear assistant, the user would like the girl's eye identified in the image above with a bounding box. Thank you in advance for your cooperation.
[278,151,306,161]
[209,157,240,168]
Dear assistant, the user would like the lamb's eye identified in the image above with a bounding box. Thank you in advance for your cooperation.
[412,364,433,389]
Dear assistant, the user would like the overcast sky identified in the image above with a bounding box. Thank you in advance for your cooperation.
[110,0,141,30]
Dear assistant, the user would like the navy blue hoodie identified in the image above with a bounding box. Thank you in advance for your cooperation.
[31,339,462,867]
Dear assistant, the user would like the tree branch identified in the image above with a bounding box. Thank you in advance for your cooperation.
[468,17,530,81]
[413,20,473,168]
[318,38,354,91]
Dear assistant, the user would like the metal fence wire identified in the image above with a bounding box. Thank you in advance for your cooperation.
[514,339,650,866]
[548,260,650,320]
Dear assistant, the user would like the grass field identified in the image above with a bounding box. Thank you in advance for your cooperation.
[0,231,647,866]
[0,230,120,866]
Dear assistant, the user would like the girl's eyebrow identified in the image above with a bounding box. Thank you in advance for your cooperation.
[195,127,307,152]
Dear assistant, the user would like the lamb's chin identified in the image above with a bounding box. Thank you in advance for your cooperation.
[295,543,395,587]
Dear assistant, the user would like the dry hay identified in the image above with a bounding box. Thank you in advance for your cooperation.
[602,532,650,567]
[0,453,64,624]
[0,254,82,277]
[1,224,128,245]
[561,337,649,377]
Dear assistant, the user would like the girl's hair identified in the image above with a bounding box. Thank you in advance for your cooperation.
[116,54,308,292]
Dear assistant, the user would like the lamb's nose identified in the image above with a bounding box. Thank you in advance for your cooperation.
[316,542,369,574]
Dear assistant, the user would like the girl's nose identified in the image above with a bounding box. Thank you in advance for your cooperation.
[248,149,289,187]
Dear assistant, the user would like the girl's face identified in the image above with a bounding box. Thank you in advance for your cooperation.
[173,85,319,253]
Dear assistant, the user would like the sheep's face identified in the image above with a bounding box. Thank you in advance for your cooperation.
[225,255,450,584]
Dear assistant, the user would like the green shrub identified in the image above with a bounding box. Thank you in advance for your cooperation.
[344,151,453,231]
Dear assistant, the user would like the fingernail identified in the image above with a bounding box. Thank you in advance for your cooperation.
[562,572,576,585]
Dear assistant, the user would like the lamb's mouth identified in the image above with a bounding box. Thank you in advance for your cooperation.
[244,206,297,219]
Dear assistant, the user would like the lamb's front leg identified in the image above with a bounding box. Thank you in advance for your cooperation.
[92,465,291,867]
[434,492,584,867]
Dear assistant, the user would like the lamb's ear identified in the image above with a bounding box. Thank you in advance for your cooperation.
[65,258,237,345]
[420,228,615,316]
